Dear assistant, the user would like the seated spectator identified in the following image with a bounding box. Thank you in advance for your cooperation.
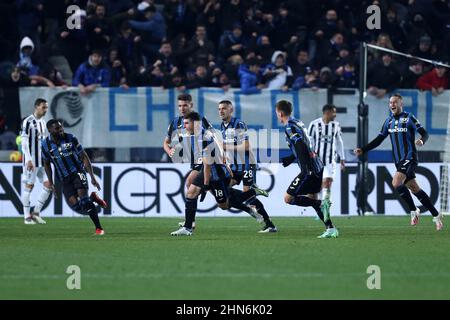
[367,52,401,99]
[292,67,318,90]
[187,65,212,89]
[292,50,313,79]
[262,51,293,91]
[330,45,352,75]
[16,37,40,77]
[219,23,246,62]
[317,66,336,89]
[410,34,436,61]
[154,41,179,75]
[253,35,275,66]
[315,32,345,69]
[72,50,111,95]
[416,65,448,96]
[335,60,357,88]
[400,59,424,88]
[163,71,186,91]
[238,58,265,94]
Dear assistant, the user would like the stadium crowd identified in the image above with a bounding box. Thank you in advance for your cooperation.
[0,0,449,97]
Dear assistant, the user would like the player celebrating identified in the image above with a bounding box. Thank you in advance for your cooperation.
[354,94,443,230]
[163,93,212,229]
[42,120,107,235]
[276,100,338,238]
[163,93,212,189]
[218,100,277,230]
[308,104,345,207]
[21,98,52,224]
[171,112,276,236]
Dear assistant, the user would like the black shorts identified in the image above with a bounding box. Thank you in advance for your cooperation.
[232,165,256,187]
[62,172,88,200]
[396,159,417,182]
[286,169,323,196]
[192,168,230,204]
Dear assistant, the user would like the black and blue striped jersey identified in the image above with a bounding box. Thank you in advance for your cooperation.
[196,127,230,182]
[363,111,427,164]
[166,115,212,169]
[41,133,85,180]
[284,117,323,176]
[220,117,251,172]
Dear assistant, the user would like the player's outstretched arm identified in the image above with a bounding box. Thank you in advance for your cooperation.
[416,127,429,146]
[355,134,386,155]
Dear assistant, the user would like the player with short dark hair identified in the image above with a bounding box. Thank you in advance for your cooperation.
[354,94,443,230]
[308,104,345,211]
[170,112,276,235]
[163,93,213,229]
[21,98,51,224]
[42,120,107,235]
[276,100,338,238]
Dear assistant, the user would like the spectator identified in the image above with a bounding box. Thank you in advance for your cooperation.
[16,36,40,76]
[185,25,215,69]
[238,58,265,94]
[253,35,275,66]
[313,9,339,41]
[381,7,406,49]
[219,0,243,32]
[16,0,43,48]
[187,65,211,89]
[219,23,245,61]
[154,41,178,75]
[416,65,448,96]
[271,3,296,50]
[163,0,197,40]
[262,51,293,91]
[315,32,345,69]
[72,50,111,95]
[367,52,401,99]
[291,50,313,79]
[291,67,318,90]
[330,45,352,76]
[400,59,424,88]
[59,9,89,73]
[114,21,143,73]
[410,34,436,61]
[107,48,128,88]
[129,4,166,62]
[86,2,112,51]
[162,71,186,91]
[317,66,336,89]
[335,60,357,88]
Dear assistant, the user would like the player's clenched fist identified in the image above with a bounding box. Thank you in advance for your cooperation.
[353,148,363,156]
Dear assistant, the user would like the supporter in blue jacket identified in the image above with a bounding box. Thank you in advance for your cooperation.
[238,58,265,94]
[72,50,111,95]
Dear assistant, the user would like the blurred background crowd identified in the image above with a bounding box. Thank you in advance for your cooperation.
[0,0,448,96]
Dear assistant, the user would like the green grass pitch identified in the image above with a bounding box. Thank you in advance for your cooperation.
[1,216,449,300]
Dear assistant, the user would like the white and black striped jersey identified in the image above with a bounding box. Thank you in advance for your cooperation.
[21,114,47,167]
[308,118,345,166]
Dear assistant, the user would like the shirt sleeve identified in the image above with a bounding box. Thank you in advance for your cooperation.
[236,121,249,143]
[336,124,345,160]
[21,118,32,163]
[72,136,84,156]
[379,118,390,138]
[41,140,49,161]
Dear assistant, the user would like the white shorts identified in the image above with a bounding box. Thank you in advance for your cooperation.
[323,163,336,180]
[22,167,48,185]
